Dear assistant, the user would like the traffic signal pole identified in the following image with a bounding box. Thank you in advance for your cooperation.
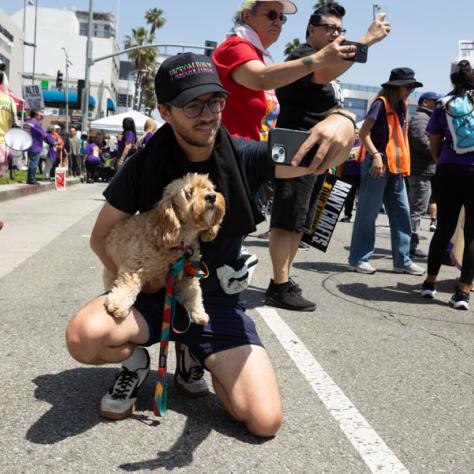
[81,0,94,134]
[62,48,72,135]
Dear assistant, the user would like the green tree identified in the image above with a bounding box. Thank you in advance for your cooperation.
[284,38,302,56]
[145,8,166,38]
[124,27,156,111]
[124,8,167,111]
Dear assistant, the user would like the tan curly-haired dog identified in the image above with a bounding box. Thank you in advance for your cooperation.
[103,173,225,324]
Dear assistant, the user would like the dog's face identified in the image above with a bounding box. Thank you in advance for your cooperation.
[156,173,225,246]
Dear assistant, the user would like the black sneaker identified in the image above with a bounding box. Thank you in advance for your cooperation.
[268,278,302,296]
[265,280,316,312]
[100,348,150,420]
[288,278,302,295]
[448,288,470,310]
[174,344,209,398]
[421,281,437,299]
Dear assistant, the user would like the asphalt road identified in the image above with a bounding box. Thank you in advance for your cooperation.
[0,183,472,474]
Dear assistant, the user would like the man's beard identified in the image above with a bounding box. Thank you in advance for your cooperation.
[175,119,219,148]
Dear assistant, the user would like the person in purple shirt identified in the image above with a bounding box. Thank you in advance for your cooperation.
[84,138,105,183]
[24,109,47,184]
[421,57,474,310]
[116,117,137,168]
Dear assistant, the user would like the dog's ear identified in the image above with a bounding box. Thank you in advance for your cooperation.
[200,224,220,242]
[155,201,183,247]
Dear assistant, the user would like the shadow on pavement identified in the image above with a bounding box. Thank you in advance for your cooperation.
[120,376,267,471]
[336,281,426,304]
[27,368,112,445]
[27,367,266,470]
[293,261,349,273]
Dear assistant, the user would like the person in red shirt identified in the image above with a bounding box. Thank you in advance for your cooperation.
[212,0,354,141]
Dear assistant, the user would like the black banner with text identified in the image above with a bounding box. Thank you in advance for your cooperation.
[302,174,352,252]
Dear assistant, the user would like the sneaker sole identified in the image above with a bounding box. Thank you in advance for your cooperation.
[348,266,376,275]
[100,403,136,420]
[264,296,316,312]
[393,269,425,276]
[448,301,469,310]
[420,290,436,298]
[174,373,210,398]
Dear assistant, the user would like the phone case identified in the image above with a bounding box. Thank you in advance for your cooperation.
[268,127,318,167]
[341,40,368,63]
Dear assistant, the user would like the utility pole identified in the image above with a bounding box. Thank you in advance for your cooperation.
[32,0,38,84]
[81,0,94,133]
[62,48,72,133]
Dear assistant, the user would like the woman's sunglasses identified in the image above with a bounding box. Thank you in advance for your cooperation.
[264,10,287,24]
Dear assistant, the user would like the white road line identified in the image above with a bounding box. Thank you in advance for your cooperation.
[256,306,410,474]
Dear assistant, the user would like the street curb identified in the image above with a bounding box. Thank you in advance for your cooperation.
[0,177,82,203]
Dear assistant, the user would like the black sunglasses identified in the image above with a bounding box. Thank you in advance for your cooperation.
[264,10,287,24]
[315,23,346,35]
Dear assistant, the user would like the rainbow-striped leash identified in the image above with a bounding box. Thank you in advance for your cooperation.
[154,247,209,416]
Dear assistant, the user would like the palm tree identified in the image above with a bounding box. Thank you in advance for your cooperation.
[145,8,166,39]
[124,9,167,111]
[284,38,302,56]
[124,27,156,110]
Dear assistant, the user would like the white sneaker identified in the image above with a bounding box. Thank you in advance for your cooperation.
[100,348,150,420]
[393,263,425,276]
[349,262,376,274]
[174,344,209,398]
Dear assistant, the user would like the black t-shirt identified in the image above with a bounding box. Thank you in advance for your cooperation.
[276,44,342,131]
[103,135,271,300]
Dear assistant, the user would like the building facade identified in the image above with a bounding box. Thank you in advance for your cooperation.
[0,8,24,97]
[341,82,422,124]
[11,6,119,124]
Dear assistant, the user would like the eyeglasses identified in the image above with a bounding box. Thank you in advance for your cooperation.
[264,10,287,24]
[182,95,227,119]
[402,84,416,91]
[315,23,346,35]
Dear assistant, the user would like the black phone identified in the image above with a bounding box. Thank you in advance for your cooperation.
[341,40,368,63]
[268,127,318,167]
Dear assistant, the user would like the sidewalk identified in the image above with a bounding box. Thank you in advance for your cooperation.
[0,177,82,203]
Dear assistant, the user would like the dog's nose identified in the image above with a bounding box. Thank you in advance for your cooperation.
[205,193,216,204]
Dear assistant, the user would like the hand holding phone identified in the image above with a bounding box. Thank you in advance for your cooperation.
[268,128,319,167]
[340,40,368,63]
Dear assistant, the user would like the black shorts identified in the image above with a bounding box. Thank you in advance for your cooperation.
[270,174,325,232]
[133,291,263,367]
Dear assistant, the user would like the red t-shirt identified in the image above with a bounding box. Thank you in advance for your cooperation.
[213,36,280,141]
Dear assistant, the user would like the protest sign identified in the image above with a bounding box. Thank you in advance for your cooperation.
[22,84,44,110]
[302,174,352,252]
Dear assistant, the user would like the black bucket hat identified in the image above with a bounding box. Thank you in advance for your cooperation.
[381,67,423,88]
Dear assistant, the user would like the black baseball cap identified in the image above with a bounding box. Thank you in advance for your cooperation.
[154,53,228,107]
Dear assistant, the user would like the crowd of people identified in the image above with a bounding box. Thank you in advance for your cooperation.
[1,0,471,438]
[19,114,160,184]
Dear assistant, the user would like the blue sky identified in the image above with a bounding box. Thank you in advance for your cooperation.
[3,0,473,94]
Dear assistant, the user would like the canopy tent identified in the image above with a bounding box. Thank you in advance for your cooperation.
[89,110,163,134]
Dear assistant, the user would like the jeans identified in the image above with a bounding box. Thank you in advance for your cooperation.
[408,175,432,250]
[349,155,413,268]
[27,151,41,183]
